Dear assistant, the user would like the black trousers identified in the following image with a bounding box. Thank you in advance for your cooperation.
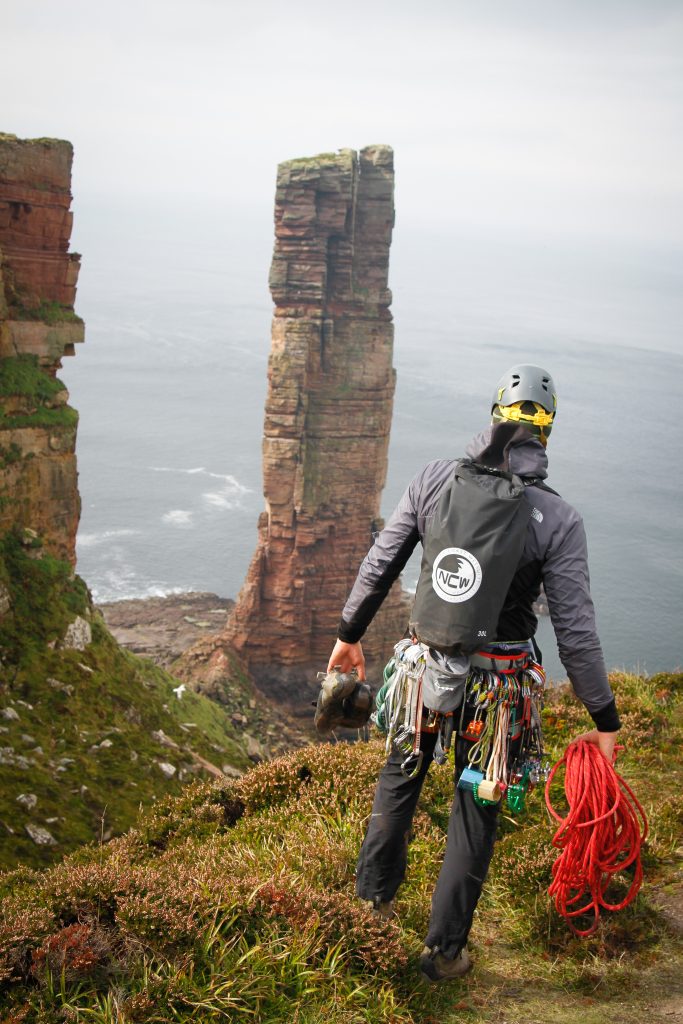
[355,729,500,959]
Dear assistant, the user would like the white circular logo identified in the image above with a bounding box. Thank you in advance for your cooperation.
[432,547,483,603]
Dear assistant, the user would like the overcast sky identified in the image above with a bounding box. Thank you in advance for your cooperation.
[4,0,683,247]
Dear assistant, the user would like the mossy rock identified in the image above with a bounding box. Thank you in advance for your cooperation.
[0,354,66,403]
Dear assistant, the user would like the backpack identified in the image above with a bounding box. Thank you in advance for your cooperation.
[408,456,532,655]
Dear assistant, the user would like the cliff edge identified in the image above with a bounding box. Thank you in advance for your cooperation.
[0,133,84,562]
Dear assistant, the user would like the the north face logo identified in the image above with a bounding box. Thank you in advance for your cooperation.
[531,507,543,523]
[432,547,483,604]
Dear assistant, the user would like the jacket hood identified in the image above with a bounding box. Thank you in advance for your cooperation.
[465,424,549,480]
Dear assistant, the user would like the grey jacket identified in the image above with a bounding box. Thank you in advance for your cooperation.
[338,426,619,730]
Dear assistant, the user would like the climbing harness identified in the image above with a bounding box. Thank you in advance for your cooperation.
[544,739,648,935]
[374,640,549,798]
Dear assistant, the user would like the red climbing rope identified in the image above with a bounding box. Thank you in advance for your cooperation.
[544,739,648,936]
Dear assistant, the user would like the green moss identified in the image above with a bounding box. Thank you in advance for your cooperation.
[285,151,340,168]
[0,442,23,468]
[0,354,66,402]
[0,355,77,431]
[0,529,87,660]
[0,133,69,147]
[9,300,82,325]
[1,406,78,430]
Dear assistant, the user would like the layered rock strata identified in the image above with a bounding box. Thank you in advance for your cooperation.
[0,134,84,561]
[220,145,410,700]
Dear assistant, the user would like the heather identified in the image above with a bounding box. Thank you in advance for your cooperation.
[0,672,681,1023]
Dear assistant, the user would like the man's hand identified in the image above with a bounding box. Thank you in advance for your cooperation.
[571,728,618,763]
[327,639,366,681]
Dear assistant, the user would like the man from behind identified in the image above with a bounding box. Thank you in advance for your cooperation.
[326,364,620,981]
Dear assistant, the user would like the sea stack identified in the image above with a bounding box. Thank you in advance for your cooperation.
[222,145,410,700]
[0,134,84,561]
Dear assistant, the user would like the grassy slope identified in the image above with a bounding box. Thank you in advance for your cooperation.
[0,671,681,1024]
[0,530,258,872]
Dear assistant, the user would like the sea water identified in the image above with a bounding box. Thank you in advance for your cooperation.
[62,201,683,681]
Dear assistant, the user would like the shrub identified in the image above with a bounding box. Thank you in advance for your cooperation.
[30,922,115,985]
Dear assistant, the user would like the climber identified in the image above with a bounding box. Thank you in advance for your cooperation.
[326,364,621,982]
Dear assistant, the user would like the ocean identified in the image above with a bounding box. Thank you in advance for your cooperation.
[62,199,683,682]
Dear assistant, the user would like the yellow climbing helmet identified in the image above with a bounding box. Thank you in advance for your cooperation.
[491,364,557,445]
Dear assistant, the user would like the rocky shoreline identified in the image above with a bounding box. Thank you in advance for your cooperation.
[97,592,234,670]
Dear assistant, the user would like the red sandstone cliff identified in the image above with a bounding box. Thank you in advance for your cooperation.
[181,146,410,704]
[0,134,84,562]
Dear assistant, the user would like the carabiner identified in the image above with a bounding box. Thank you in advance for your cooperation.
[400,749,424,779]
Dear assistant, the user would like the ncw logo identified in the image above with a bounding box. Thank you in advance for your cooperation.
[431,547,483,604]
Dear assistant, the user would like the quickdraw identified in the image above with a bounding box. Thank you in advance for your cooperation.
[376,639,428,778]
[457,656,550,812]
[373,640,460,778]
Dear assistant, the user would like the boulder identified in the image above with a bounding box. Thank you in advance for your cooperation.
[25,823,56,845]
[245,734,265,762]
[62,616,92,650]
[151,729,180,749]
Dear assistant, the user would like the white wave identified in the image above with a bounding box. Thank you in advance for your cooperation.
[149,466,250,491]
[87,563,143,603]
[77,529,141,548]
[88,557,199,603]
[141,585,189,598]
[162,509,194,527]
[203,492,240,511]
[203,472,250,490]
[202,476,249,511]
[92,581,193,603]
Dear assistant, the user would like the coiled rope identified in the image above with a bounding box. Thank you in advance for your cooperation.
[544,740,648,935]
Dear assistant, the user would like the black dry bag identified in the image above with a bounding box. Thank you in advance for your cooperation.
[408,458,530,655]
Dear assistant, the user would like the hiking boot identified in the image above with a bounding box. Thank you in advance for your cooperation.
[419,945,472,982]
[365,898,396,921]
